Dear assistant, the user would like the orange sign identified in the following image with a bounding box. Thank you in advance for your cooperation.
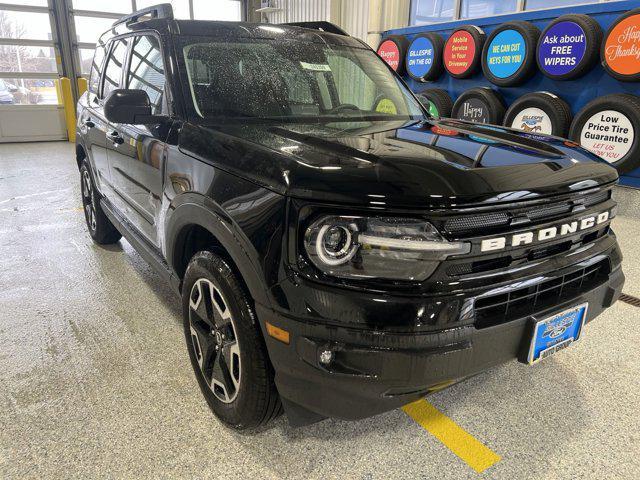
[603,13,640,76]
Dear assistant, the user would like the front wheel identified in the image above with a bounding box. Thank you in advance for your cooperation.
[182,251,282,430]
[80,162,121,244]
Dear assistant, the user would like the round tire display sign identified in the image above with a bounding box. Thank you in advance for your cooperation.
[456,98,490,123]
[407,36,435,79]
[510,107,553,135]
[603,11,640,80]
[538,21,587,76]
[377,39,401,71]
[485,29,526,78]
[579,110,635,163]
[444,30,476,76]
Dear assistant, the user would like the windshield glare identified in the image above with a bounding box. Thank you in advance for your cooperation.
[182,39,424,122]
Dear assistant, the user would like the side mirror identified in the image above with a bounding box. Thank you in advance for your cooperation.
[104,89,165,124]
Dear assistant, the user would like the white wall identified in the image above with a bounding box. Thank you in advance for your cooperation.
[259,0,410,46]
[0,106,67,143]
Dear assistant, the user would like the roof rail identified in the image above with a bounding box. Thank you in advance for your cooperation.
[113,3,174,27]
[281,21,349,37]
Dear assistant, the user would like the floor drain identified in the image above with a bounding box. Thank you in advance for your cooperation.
[619,293,640,308]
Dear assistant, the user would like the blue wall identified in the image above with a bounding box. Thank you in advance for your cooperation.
[385,0,640,188]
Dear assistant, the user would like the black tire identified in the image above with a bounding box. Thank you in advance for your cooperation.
[377,35,409,74]
[443,25,485,79]
[182,251,282,430]
[482,21,540,87]
[80,162,121,245]
[503,92,573,137]
[537,14,602,81]
[569,94,640,174]
[405,32,444,82]
[452,87,506,125]
[417,88,453,118]
[601,8,640,82]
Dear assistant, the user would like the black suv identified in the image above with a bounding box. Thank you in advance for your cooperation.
[76,4,624,430]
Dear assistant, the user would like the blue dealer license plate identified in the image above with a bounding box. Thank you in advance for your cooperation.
[527,303,588,365]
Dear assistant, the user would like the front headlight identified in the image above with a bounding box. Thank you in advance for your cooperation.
[303,215,470,281]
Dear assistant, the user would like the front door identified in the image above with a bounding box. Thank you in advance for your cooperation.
[107,34,169,248]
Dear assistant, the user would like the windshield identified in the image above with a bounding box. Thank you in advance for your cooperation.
[182,38,424,122]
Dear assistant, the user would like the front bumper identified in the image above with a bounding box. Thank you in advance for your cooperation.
[256,243,624,423]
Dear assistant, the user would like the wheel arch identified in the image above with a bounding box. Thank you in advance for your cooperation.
[76,143,86,170]
[165,197,272,308]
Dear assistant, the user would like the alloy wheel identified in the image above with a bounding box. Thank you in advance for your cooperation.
[81,169,97,232]
[188,278,241,403]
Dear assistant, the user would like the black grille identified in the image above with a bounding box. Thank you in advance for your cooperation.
[474,260,609,329]
[444,189,611,235]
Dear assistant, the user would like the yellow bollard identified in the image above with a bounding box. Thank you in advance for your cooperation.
[77,77,87,98]
[60,77,76,143]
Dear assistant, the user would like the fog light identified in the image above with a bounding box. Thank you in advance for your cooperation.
[319,349,334,365]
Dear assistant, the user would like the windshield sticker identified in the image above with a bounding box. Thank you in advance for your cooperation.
[375,98,398,115]
[300,62,331,71]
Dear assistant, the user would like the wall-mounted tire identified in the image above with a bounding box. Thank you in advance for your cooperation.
[443,26,485,79]
[482,21,540,87]
[417,88,453,118]
[452,87,506,124]
[377,35,409,75]
[537,14,602,81]
[504,92,572,137]
[569,94,640,174]
[405,33,445,82]
[601,8,640,82]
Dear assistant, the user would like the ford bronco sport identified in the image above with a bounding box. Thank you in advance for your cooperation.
[76,4,624,430]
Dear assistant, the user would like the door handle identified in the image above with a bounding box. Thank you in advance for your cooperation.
[107,130,124,145]
[83,120,95,128]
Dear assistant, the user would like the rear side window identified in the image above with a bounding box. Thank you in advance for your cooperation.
[127,35,166,114]
[88,40,107,96]
[102,38,129,99]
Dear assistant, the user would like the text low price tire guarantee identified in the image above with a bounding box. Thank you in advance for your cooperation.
[569,94,640,174]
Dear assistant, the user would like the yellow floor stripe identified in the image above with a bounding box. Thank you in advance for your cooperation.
[402,399,501,473]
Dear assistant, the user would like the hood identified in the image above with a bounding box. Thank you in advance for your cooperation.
[179,118,618,208]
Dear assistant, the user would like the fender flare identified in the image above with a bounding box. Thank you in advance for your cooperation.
[164,193,272,308]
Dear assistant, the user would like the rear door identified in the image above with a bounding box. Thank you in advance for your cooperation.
[107,34,169,247]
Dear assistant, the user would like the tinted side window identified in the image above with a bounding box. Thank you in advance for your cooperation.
[102,38,128,99]
[127,35,166,114]
[89,40,107,96]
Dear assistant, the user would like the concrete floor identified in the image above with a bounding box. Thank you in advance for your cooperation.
[1,141,638,479]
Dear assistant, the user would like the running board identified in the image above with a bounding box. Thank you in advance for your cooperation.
[100,198,181,295]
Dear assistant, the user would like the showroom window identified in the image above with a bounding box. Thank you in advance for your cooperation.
[409,0,610,24]
[0,1,61,105]
[460,0,518,19]
[71,1,243,78]
[410,0,455,25]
